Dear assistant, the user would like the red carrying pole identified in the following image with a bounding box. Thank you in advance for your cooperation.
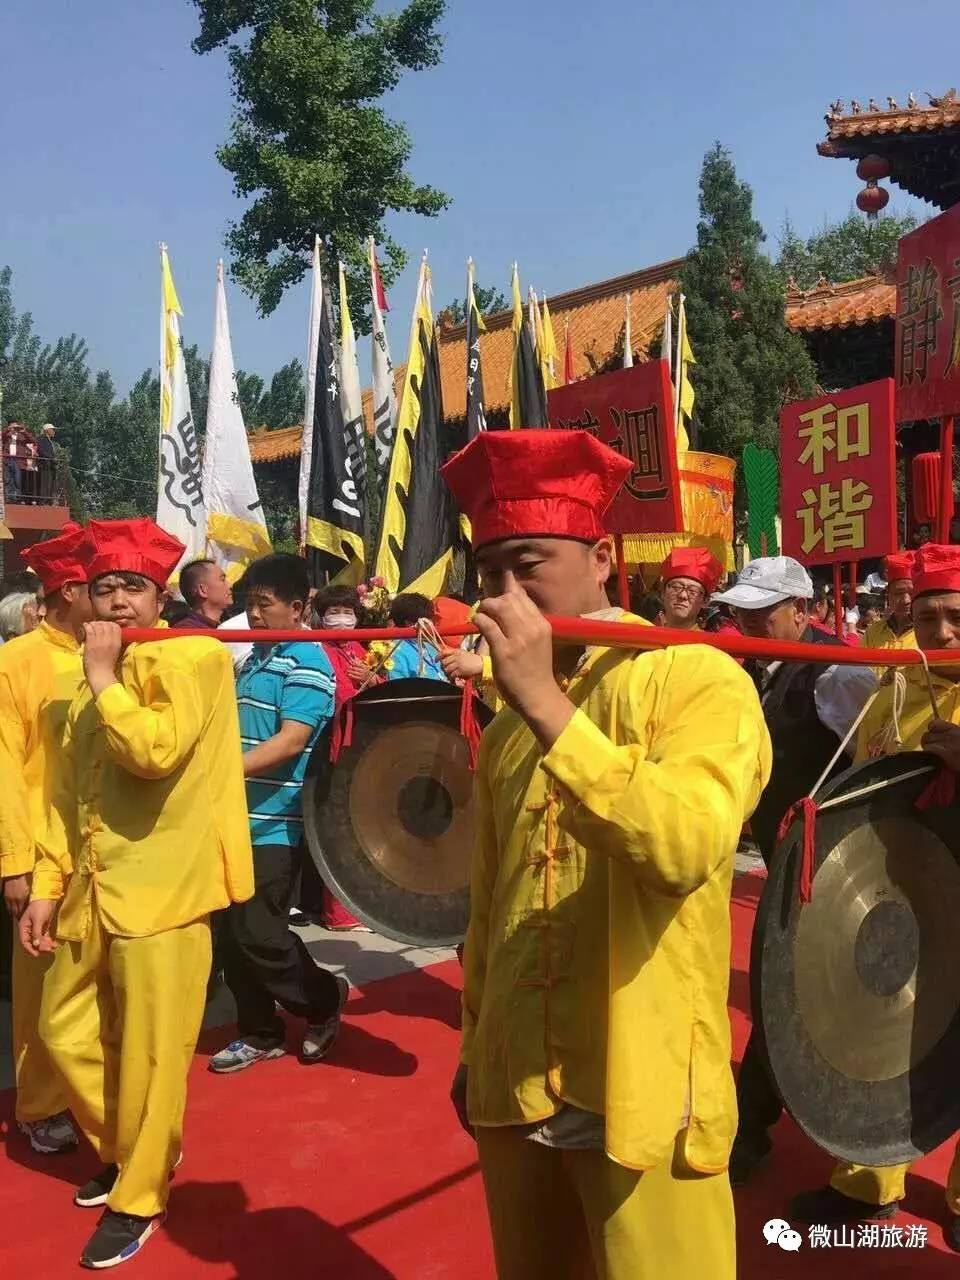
[833,562,844,639]
[939,415,955,544]
[614,533,631,611]
[121,619,960,669]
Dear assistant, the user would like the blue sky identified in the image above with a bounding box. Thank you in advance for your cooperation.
[0,0,952,397]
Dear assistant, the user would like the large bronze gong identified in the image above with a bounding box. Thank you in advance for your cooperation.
[303,679,493,947]
[754,751,960,1166]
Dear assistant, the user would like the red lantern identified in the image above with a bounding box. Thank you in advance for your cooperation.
[856,184,890,218]
[913,452,941,523]
[856,154,891,181]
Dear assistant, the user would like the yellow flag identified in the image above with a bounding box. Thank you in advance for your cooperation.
[540,294,558,390]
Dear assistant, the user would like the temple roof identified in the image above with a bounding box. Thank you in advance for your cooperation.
[784,273,896,332]
[249,266,895,465]
[818,92,960,208]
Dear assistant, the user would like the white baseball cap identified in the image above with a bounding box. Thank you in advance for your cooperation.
[713,556,814,610]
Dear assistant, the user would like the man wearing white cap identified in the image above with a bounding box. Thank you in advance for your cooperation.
[713,557,876,1185]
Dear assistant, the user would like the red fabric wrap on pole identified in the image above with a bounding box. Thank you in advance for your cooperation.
[776,797,818,904]
[833,563,843,640]
[939,416,955,545]
[459,681,482,771]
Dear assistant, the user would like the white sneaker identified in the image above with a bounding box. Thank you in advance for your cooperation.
[18,1111,78,1154]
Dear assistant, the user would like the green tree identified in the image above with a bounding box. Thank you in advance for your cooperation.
[442,284,508,325]
[192,0,450,323]
[680,145,817,478]
[777,210,919,290]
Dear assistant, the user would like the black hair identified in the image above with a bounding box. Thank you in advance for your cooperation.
[635,592,663,623]
[243,553,310,605]
[179,558,217,607]
[314,584,361,617]
[389,592,435,627]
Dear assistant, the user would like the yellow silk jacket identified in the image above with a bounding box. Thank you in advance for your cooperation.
[0,622,84,880]
[462,637,772,1173]
[863,618,917,679]
[857,667,960,761]
[33,634,254,939]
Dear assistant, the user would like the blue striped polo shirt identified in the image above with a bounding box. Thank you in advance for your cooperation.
[236,640,336,847]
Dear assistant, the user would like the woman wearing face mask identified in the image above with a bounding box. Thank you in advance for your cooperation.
[313,585,372,705]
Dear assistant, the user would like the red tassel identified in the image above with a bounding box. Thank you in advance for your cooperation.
[916,765,957,811]
[777,796,818,904]
[459,680,482,771]
[329,698,355,763]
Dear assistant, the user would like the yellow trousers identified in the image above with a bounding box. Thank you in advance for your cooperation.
[476,1127,735,1280]
[11,940,69,1123]
[39,917,211,1217]
[832,1144,960,1214]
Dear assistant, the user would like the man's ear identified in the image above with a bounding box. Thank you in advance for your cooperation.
[591,537,614,587]
[158,588,170,612]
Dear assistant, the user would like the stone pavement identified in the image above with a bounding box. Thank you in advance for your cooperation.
[0,848,763,1092]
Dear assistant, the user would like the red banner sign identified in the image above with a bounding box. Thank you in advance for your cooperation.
[895,203,960,421]
[546,361,682,534]
[780,378,897,565]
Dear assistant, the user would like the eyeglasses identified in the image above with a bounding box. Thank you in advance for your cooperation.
[663,581,704,599]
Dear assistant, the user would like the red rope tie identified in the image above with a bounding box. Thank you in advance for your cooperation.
[915,766,957,811]
[459,680,482,771]
[777,797,818,904]
[329,698,355,764]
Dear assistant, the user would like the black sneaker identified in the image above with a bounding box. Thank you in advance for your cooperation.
[75,1164,119,1208]
[80,1209,162,1269]
[790,1184,899,1224]
[300,974,349,1064]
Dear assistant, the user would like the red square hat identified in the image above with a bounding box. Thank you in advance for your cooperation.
[21,522,93,593]
[85,518,186,587]
[441,429,631,549]
[883,551,914,584]
[660,546,723,596]
[912,543,960,596]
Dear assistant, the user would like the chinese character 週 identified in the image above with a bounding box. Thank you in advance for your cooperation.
[832,1225,856,1249]
[797,402,871,475]
[808,1225,832,1248]
[946,257,960,377]
[880,1225,904,1247]
[904,1224,928,1248]
[610,405,668,501]
[857,1223,881,1248]
[899,257,942,386]
[796,479,874,555]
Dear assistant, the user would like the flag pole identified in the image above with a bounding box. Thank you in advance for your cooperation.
[939,415,955,544]
[833,562,844,639]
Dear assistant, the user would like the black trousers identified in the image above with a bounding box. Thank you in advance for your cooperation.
[223,842,341,1048]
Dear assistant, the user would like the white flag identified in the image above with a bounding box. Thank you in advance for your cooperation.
[369,238,396,470]
[158,244,206,574]
[338,261,367,519]
[298,234,323,545]
[202,260,271,579]
[623,292,634,368]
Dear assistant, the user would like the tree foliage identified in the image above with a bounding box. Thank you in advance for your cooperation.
[0,266,305,522]
[442,284,507,325]
[680,145,817,474]
[777,210,918,290]
[192,0,450,323]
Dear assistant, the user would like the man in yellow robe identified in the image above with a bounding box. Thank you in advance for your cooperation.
[790,543,960,1247]
[863,551,916,671]
[441,429,772,1280]
[0,523,92,1154]
[18,517,254,1271]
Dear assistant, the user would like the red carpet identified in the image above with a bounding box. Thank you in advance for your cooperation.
[1,878,957,1277]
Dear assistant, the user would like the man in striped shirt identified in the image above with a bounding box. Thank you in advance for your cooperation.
[211,554,347,1073]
